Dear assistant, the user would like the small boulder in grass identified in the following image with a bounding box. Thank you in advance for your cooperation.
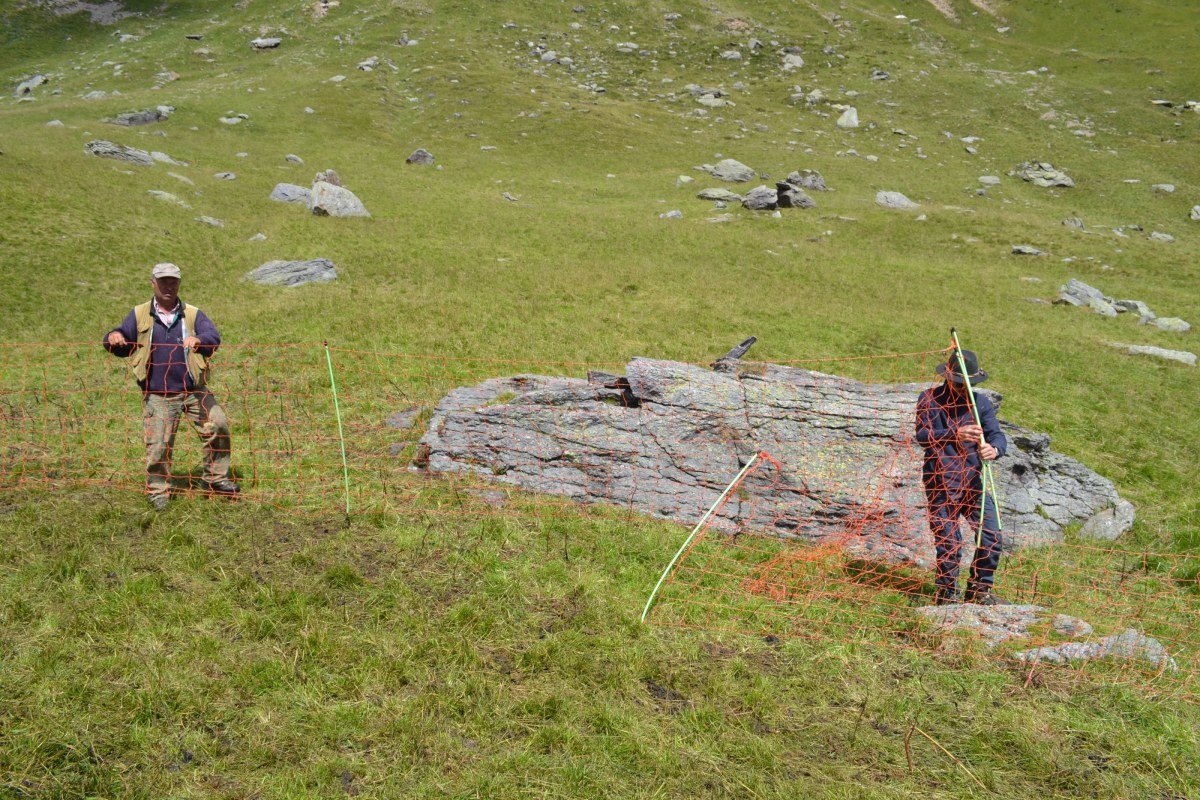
[406,148,435,165]
[247,259,338,287]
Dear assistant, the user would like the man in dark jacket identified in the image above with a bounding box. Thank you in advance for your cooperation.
[104,263,239,510]
[914,349,1007,605]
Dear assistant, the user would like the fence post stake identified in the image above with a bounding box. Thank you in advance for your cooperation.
[324,343,352,517]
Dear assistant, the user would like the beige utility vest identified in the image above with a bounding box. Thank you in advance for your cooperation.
[127,301,209,389]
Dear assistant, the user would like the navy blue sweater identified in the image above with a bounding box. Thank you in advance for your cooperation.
[104,300,221,393]
[914,382,1007,499]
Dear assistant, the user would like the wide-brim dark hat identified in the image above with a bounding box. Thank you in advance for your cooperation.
[936,349,989,384]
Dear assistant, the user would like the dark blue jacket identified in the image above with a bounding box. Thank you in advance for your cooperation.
[915,382,1007,501]
[103,300,220,393]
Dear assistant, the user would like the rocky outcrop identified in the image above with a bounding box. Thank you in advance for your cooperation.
[1011,161,1075,188]
[85,139,154,166]
[414,357,1131,567]
[311,181,370,217]
[246,258,337,286]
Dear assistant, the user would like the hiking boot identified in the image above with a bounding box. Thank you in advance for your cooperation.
[148,494,169,511]
[965,587,1010,606]
[206,479,240,498]
[934,587,963,606]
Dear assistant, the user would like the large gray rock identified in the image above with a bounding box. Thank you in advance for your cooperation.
[1190,205,1200,221]
[270,183,311,204]
[246,258,337,286]
[251,37,282,49]
[836,107,859,129]
[742,186,778,210]
[1011,161,1075,188]
[85,139,154,167]
[311,181,371,217]
[776,183,816,209]
[1079,499,1136,540]
[699,159,756,183]
[1055,279,1118,316]
[415,357,1132,568]
[786,170,828,191]
[876,191,920,210]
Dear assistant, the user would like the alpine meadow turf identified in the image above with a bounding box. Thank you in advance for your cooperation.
[1,0,1198,797]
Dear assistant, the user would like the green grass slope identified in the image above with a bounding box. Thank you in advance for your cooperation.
[1,0,1198,796]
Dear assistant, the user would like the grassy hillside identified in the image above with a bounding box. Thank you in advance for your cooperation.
[1,0,1198,797]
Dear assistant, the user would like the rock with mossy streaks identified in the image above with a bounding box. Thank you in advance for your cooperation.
[85,139,154,167]
[246,259,337,287]
[415,357,1132,568]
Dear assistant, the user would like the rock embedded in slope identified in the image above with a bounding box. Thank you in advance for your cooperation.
[85,139,154,166]
[310,181,371,217]
[414,357,1133,567]
[1010,161,1075,188]
[270,183,312,204]
[246,258,338,286]
[875,191,919,210]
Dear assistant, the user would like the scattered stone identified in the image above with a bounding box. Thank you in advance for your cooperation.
[1079,499,1136,540]
[875,191,919,210]
[615,42,639,54]
[870,68,889,80]
[1113,299,1154,318]
[213,172,236,180]
[979,176,1001,186]
[720,50,743,60]
[46,119,65,127]
[1062,217,1084,229]
[195,216,224,227]
[917,604,1044,646]
[314,169,342,186]
[406,148,435,165]
[219,116,243,125]
[1190,205,1200,221]
[697,188,742,202]
[742,186,778,211]
[251,37,282,49]
[1106,343,1196,367]
[185,34,204,40]
[246,258,338,287]
[676,175,695,188]
[786,170,828,191]
[249,233,267,241]
[659,210,683,219]
[82,90,108,101]
[698,159,756,183]
[1012,245,1047,256]
[270,183,312,204]
[150,151,186,166]
[85,139,154,167]
[1051,615,1094,638]
[1147,317,1191,333]
[168,172,194,186]
[1151,183,1175,194]
[147,190,190,208]
[776,183,816,209]
[1016,629,1178,672]
[782,53,805,70]
[1011,161,1074,188]
[1148,231,1174,243]
[15,75,48,96]
[286,154,304,164]
[836,107,859,129]
[108,108,169,126]
[357,56,380,71]
[311,181,371,217]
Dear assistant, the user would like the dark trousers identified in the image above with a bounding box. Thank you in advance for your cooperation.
[926,482,1002,592]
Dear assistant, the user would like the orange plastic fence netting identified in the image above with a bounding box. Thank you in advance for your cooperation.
[1,342,1196,701]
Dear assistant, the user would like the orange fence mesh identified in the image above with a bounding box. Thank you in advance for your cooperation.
[1,342,1197,702]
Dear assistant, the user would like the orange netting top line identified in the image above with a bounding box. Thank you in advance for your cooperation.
[1,342,1196,703]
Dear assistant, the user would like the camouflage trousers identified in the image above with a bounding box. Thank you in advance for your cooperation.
[143,391,232,499]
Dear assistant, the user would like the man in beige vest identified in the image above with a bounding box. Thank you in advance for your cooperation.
[104,263,239,510]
